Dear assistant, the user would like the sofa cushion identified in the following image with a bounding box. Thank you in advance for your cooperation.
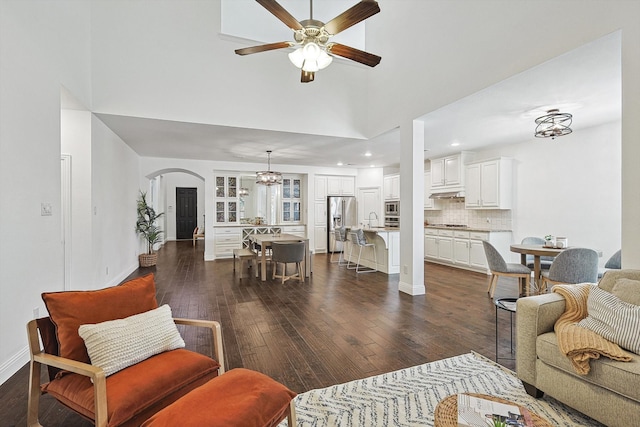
[42,274,158,363]
[42,349,219,427]
[578,286,640,354]
[536,332,640,402]
[611,278,640,306]
[79,305,185,377]
[141,368,296,427]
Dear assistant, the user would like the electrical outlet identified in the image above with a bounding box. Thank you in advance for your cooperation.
[403,265,408,274]
[33,307,39,319]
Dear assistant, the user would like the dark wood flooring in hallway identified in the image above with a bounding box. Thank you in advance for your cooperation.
[0,240,521,427]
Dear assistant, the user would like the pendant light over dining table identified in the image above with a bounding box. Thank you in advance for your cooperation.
[256,150,283,186]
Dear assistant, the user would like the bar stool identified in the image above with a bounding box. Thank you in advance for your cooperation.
[330,228,348,266]
[347,229,377,273]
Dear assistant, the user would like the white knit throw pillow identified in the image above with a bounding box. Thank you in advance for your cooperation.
[78,304,185,376]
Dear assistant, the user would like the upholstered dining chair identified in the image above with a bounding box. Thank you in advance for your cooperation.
[521,236,554,271]
[540,247,599,292]
[271,241,305,283]
[598,249,622,279]
[482,240,532,298]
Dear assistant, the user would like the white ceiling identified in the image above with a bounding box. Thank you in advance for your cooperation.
[91,4,621,169]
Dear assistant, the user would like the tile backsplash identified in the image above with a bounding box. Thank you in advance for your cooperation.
[424,199,512,230]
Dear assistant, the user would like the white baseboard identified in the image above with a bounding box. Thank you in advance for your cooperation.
[0,346,29,386]
[399,280,426,295]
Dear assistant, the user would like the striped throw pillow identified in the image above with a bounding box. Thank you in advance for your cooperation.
[78,304,185,376]
[578,286,640,354]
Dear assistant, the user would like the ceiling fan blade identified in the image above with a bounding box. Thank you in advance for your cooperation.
[256,0,304,31]
[235,41,293,56]
[327,43,381,67]
[323,0,380,36]
[301,70,315,83]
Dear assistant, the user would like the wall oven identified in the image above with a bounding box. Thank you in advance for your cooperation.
[385,201,399,227]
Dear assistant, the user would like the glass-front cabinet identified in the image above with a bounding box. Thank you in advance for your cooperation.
[215,172,304,225]
[282,176,302,223]
[215,175,239,224]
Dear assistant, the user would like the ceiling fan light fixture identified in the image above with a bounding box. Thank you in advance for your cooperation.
[535,109,573,139]
[256,150,283,186]
[288,48,305,68]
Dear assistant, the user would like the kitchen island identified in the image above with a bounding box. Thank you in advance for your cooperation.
[344,227,400,274]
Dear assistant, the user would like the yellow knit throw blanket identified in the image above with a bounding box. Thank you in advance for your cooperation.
[553,283,631,375]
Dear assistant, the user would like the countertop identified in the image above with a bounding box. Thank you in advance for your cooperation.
[425,225,512,232]
[363,227,400,232]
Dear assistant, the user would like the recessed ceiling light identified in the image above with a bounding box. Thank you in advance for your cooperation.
[337,162,343,166]
[451,140,460,147]
[370,164,375,167]
[365,152,372,157]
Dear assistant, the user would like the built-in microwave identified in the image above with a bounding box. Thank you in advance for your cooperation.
[385,201,399,216]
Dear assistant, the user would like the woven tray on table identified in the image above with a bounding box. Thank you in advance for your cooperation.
[434,393,552,427]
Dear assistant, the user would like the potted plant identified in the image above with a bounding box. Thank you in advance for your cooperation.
[136,190,164,267]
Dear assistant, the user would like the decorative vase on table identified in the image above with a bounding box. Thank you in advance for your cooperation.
[136,190,164,267]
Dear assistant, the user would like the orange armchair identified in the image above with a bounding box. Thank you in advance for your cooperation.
[27,274,224,427]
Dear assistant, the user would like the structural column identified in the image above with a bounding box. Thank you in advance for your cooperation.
[398,119,425,295]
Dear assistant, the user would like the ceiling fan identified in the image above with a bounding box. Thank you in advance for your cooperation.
[235,0,381,83]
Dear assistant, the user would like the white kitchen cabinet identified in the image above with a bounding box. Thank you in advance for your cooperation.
[314,176,327,200]
[282,225,306,237]
[424,228,454,261]
[213,226,242,258]
[424,227,511,274]
[384,174,400,200]
[453,231,470,265]
[465,158,513,209]
[424,229,438,258]
[469,238,488,269]
[327,175,355,195]
[314,201,326,226]
[314,226,327,253]
[423,172,441,210]
[430,152,473,192]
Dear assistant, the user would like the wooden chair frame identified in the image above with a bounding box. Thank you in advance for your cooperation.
[27,317,225,427]
[487,271,531,298]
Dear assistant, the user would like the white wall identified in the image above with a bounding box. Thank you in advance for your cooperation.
[162,173,205,240]
[0,0,92,384]
[90,0,369,139]
[91,116,141,287]
[61,109,94,289]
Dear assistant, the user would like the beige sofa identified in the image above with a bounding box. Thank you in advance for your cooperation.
[516,270,640,427]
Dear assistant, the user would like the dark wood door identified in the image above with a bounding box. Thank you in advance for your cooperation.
[176,187,197,240]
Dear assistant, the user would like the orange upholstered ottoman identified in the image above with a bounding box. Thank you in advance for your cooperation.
[140,368,297,427]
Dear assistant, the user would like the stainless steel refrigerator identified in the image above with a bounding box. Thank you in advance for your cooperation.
[327,196,357,253]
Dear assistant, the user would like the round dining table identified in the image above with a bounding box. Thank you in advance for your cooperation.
[509,244,566,293]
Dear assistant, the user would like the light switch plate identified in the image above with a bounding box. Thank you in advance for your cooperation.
[41,203,52,216]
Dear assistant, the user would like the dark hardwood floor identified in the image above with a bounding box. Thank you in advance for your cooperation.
[0,240,522,427]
